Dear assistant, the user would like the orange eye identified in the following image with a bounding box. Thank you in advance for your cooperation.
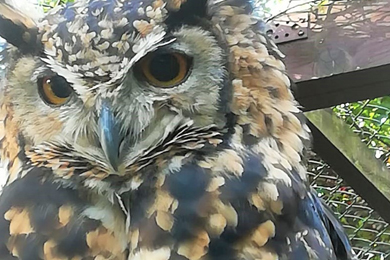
[38,76,73,106]
[136,52,192,88]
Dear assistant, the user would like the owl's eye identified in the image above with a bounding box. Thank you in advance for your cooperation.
[136,52,192,88]
[38,76,73,106]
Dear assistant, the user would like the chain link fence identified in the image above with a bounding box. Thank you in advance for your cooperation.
[309,154,390,260]
[306,101,390,260]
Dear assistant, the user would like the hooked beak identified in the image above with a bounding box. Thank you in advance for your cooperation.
[99,100,121,171]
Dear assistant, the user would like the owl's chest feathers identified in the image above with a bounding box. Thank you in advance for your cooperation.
[97,147,306,259]
[6,135,308,259]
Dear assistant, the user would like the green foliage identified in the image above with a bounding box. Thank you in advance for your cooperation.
[333,99,390,259]
[334,97,390,166]
[38,0,74,12]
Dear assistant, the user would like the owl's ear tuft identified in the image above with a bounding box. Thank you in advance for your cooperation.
[0,2,41,54]
[165,0,208,27]
[207,0,255,16]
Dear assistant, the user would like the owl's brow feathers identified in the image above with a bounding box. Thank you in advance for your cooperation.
[37,0,202,98]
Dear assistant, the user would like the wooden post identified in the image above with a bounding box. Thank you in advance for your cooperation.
[306,109,390,222]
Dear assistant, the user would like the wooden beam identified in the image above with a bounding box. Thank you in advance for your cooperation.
[276,0,390,83]
[293,64,390,111]
[271,0,390,110]
[305,109,390,223]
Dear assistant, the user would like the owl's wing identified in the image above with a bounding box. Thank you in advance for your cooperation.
[195,152,356,260]
[0,167,128,260]
[312,191,357,260]
[281,185,357,260]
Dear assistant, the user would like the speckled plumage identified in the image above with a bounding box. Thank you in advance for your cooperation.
[0,0,356,259]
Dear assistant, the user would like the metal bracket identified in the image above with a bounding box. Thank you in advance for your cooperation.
[268,18,309,44]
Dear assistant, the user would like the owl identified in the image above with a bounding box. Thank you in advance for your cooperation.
[0,0,357,259]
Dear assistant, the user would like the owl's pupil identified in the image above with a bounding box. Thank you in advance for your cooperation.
[149,54,180,82]
[50,76,72,98]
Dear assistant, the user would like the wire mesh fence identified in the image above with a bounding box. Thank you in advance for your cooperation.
[308,153,390,260]
[305,101,390,260]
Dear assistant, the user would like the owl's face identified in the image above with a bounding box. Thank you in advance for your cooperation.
[3,0,227,176]
[1,0,305,192]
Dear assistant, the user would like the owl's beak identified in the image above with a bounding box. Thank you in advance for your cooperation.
[99,100,121,171]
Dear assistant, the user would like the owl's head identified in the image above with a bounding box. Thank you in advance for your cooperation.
[0,0,307,191]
